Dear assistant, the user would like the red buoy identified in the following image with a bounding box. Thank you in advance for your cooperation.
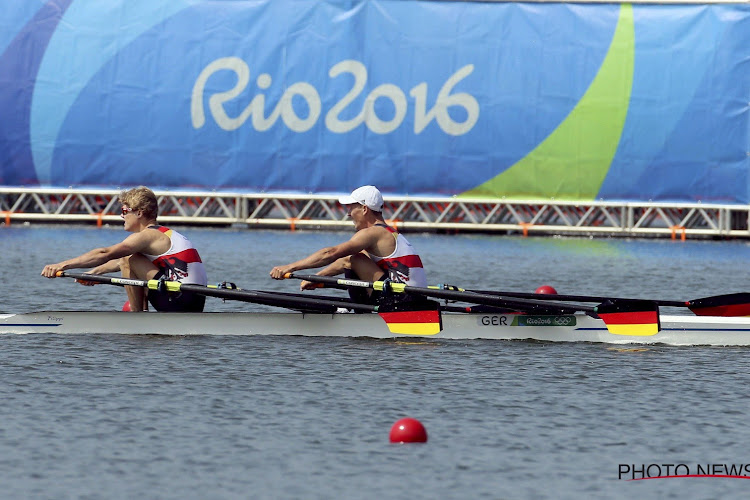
[389,418,428,443]
[535,285,558,295]
[122,301,131,311]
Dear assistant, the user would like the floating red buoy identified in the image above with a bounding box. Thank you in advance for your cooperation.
[535,285,558,295]
[122,301,131,312]
[389,418,428,443]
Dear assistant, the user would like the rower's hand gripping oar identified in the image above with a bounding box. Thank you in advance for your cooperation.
[285,273,661,336]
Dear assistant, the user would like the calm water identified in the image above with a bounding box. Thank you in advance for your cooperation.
[2,226,750,499]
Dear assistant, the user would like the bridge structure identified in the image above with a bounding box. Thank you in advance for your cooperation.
[1,187,748,240]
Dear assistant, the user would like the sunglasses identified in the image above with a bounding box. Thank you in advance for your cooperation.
[346,204,364,216]
[121,206,135,216]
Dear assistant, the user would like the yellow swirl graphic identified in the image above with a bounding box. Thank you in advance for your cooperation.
[462,4,634,200]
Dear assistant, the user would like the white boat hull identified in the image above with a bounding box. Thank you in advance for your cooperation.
[3,311,750,346]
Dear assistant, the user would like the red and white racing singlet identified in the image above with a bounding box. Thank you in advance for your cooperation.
[368,225,427,287]
[143,226,208,285]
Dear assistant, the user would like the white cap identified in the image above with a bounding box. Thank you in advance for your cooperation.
[338,185,384,212]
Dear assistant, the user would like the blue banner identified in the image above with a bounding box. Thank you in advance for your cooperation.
[0,1,748,202]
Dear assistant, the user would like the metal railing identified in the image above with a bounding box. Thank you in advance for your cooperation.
[1,187,748,239]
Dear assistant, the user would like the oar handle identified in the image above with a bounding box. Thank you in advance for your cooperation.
[56,270,99,285]
[56,271,151,288]
[285,272,329,283]
[282,273,325,288]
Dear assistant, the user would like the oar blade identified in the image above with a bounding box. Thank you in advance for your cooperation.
[688,293,750,317]
[379,309,443,335]
[378,299,442,336]
[596,300,660,336]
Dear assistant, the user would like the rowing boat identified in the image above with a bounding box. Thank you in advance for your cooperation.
[3,310,750,346]
[10,270,750,346]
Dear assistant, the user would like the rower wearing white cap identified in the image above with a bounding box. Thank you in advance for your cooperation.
[270,185,427,300]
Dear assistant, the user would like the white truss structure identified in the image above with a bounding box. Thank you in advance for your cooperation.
[1,187,749,239]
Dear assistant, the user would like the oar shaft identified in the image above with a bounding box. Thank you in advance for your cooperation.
[181,284,375,312]
[403,285,594,313]
[57,272,375,312]
[288,274,370,289]
[471,290,687,308]
[58,271,149,288]
[287,273,588,314]
[286,273,689,312]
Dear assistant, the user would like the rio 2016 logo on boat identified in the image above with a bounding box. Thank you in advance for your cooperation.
[518,316,576,327]
[191,58,479,136]
[478,315,577,327]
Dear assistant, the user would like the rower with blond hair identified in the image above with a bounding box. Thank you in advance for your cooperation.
[41,186,208,312]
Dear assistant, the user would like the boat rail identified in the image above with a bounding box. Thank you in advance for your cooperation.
[1,187,749,239]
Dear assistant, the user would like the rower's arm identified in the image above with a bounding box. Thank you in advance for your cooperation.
[314,256,354,276]
[287,243,359,271]
[42,246,130,275]
[88,259,122,275]
[41,232,152,277]
[295,256,355,290]
[270,231,375,279]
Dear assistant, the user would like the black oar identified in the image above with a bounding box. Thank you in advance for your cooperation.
[56,271,373,313]
[286,273,585,314]
[468,289,750,317]
[284,273,661,336]
[687,293,750,317]
[470,289,684,307]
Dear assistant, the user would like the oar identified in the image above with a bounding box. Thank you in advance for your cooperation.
[470,289,685,308]
[56,271,371,313]
[284,273,660,336]
[287,273,588,313]
[467,289,750,317]
[55,272,441,335]
[686,293,750,317]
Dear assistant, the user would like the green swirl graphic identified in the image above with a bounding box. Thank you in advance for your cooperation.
[462,4,634,201]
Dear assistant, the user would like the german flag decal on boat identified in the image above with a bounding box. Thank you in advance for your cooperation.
[595,300,660,336]
[378,310,442,336]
